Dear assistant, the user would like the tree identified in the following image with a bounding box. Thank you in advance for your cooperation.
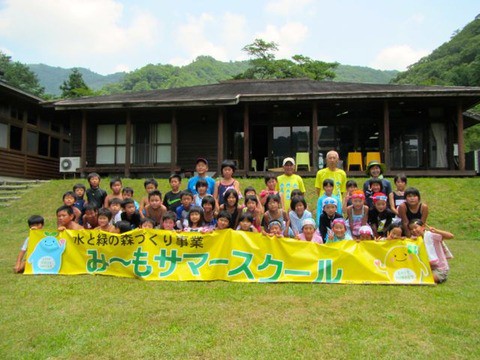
[0,51,45,97]
[60,68,94,98]
[234,39,338,81]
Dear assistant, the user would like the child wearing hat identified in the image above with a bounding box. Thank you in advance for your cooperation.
[297,218,323,244]
[187,158,216,195]
[317,197,343,241]
[363,160,392,207]
[368,192,395,237]
[276,157,306,211]
[326,218,352,243]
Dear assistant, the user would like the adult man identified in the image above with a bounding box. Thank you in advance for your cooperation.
[314,150,346,200]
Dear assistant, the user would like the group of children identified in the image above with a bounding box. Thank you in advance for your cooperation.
[14,156,453,283]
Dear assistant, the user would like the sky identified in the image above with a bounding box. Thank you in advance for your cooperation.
[0,0,478,75]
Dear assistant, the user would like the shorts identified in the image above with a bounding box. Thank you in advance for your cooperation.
[432,268,449,284]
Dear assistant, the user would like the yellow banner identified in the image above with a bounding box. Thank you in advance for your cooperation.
[24,229,435,285]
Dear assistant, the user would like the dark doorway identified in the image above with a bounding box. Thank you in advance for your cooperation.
[251,125,269,171]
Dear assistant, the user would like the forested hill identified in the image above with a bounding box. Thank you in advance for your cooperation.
[392,15,480,86]
[29,56,398,96]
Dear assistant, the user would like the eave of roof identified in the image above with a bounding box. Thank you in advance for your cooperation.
[0,80,44,103]
[52,79,480,110]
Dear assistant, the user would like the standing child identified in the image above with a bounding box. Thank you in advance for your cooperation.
[139,178,158,215]
[368,192,395,238]
[121,198,141,229]
[82,203,99,229]
[122,187,139,210]
[57,205,84,231]
[214,160,241,207]
[296,218,323,244]
[409,219,454,283]
[104,178,123,208]
[62,191,82,222]
[316,179,342,217]
[95,208,116,232]
[317,197,343,241]
[276,157,306,211]
[259,174,280,207]
[261,193,290,237]
[143,190,167,227]
[346,190,369,239]
[85,172,107,209]
[389,173,407,217]
[108,197,123,225]
[13,215,44,273]
[342,180,358,214]
[218,188,241,229]
[187,158,216,195]
[398,187,429,237]
[73,183,86,219]
[365,178,384,209]
[163,174,183,212]
[194,178,209,207]
[175,190,194,230]
[289,196,313,237]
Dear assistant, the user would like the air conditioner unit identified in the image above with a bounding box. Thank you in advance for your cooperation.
[59,157,81,173]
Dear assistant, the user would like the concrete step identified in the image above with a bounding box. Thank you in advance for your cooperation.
[0,185,29,191]
[0,196,21,202]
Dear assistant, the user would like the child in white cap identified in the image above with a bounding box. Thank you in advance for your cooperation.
[297,218,323,244]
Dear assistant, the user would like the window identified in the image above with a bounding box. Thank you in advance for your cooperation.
[10,126,22,151]
[155,123,171,163]
[27,131,38,153]
[51,137,60,158]
[38,133,49,156]
[96,124,126,164]
[0,123,7,148]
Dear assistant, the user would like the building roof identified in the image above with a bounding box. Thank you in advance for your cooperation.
[53,78,480,110]
[0,80,44,104]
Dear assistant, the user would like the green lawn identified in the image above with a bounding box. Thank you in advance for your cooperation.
[1,177,479,359]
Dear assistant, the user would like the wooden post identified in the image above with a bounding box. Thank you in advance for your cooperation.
[383,101,390,170]
[312,102,319,171]
[81,110,87,175]
[243,104,250,173]
[457,101,465,170]
[217,107,224,174]
[171,109,177,172]
[125,111,131,178]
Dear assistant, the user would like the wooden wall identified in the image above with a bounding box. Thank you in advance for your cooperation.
[0,149,60,179]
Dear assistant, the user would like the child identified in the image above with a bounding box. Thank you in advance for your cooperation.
[163,174,183,212]
[143,190,167,227]
[259,174,279,207]
[108,197,123,225]
[122,187,139,210]
[183,206,206,232]
[389,173,407,216]
[368,192,395,238]
[276,157,306,211]
[409,219,454,283]
[358,225,374,241]
[161,211,177,231]
[201,195,217,230]
[187,157,216,195]
[214,160,241,207]
[73,183,86,216]
[237,212,258,232]
[215,210,232,230]
[267,220,284,237]
[326,218,352,243]
[296,218,323,244]
[365,178,384,209]
[115,220,131,234]
[62,191,82,222]
[95,208,116,233]
[139,178,158,215]
[14,215,44,273]
[242,195,263,232]
[346,190,369,239]
[244,186,264,213]
[385,223,403,240]
[121,198,141,229]
[82,203,99,229]
[289,196,313,237]
[317,197,343,241]
[316,179,342,217]
[85,172,107,209]
[194,178,209,207]
[140,218,156,229]
[104,177,123,208]
[218,188,241,229]
[261,193,290,237]
[175,190,194,230]
[342,179,358,214]
[398,187,429,237]
[57,205,84,231]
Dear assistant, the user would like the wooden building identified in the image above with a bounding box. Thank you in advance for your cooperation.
[2,79,480,179]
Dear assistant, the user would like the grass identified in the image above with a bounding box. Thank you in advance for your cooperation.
[0,177,479,359]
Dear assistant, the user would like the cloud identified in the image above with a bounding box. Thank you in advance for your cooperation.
[370,45,429,71]
[265,0,313,16]
[255,22,309,58]
[0,0,160,74]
